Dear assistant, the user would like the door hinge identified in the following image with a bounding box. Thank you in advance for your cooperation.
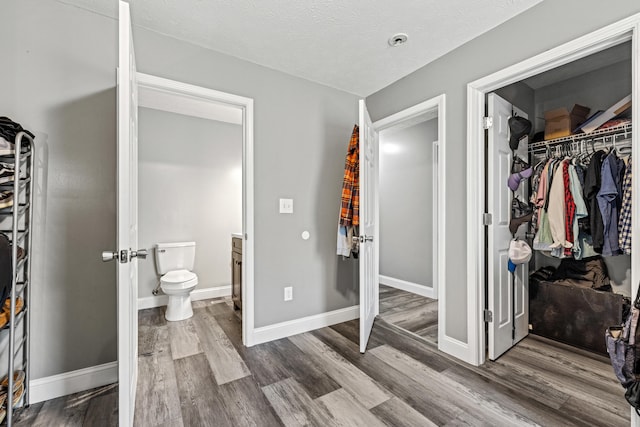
[483,116,493,129]
[482,213,492,226]
[484,309,493,323]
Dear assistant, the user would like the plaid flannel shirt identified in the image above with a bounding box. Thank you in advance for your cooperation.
[619,156,632,254]
[339,125,360,227]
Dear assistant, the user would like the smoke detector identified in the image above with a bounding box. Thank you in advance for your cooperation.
[388,33,408,47]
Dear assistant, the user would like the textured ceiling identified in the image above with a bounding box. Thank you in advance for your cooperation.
[59,0,543,96]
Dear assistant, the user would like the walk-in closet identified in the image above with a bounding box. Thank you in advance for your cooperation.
[490,40,632,357]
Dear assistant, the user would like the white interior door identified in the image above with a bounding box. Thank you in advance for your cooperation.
[118,1,139,425]
[359,100,379,353]
[487,93,529,360]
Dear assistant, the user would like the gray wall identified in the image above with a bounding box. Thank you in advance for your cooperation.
[379,119,437,287]
[0,0,117,378]
[138,108,242,297]
[367,1,640,343]
[132,27,360,327]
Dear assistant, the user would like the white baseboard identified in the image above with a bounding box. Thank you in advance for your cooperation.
[380,275,436,299]
[29,361,118,404]
[252,305,359,346]
[138,285,232,310]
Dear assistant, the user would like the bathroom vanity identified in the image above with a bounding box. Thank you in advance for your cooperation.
[231,234,243,310]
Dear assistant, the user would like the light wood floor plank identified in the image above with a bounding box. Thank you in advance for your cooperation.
[218,376,283,427]
[192,306,250,385]
[262,378,333,427]
[269,338,341,399]
[134,351,182,427]
[370,397,438,427]
[441,365,578,427]
[167,318,203,360]
[82,386,118,427]
[139,323,170,357]
[138,307,166,327]
[497,347,627,418]
[289,333,390,409]
[214,310,292,388]
[315,388,387,427]
[30,393,91,427]
[312,324,465,425]
[174,353,234,427]
[370,345,539,426]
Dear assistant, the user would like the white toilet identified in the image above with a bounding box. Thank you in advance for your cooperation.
[156,241,198,321]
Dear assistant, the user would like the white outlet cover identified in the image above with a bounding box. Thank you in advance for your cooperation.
[279,198,293,214]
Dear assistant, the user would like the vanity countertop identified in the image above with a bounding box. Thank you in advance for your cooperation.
[231,233,243,239]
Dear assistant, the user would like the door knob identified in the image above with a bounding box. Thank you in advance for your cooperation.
[102,251,119,262]
[352,235,374,244]
[130,249,148,260]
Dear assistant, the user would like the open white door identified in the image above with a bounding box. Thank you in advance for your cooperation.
[487,93,529,360]
[117,1,140,425]
[359,100,379,353]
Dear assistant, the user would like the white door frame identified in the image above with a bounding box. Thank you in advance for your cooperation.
[135,73,256,346]
[466,15,640,368]
[373,94,447,349]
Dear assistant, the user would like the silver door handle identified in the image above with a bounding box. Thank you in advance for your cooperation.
[130,249,148,260]
[102,249,128,263]
[353,235,374,243]
[102,251,119,262]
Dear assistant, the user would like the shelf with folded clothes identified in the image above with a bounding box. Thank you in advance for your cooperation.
[0,123,34,425]
[0,177,32,189]
[0,204,29,217]
[0,308,26,332]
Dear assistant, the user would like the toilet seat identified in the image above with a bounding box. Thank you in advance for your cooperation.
[161,269,198,289]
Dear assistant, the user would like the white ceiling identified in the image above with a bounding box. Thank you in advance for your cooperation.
[59,0,543,96]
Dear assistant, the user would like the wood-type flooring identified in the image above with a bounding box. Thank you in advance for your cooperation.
[378,284,438,344]
[14,294,629,426]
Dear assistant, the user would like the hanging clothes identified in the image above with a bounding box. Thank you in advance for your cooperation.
[597,151,624,256]
[339,125,359,227]
[548,159,569,252]
[337,125,360,257]
[584,151,607,253]
[569,163,588,259]
[619,156,633,254]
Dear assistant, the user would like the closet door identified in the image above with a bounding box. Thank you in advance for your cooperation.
[487,94,529,360]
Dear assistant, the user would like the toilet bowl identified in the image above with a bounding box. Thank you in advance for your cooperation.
[156,242,198,321]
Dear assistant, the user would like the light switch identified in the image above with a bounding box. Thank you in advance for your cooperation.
[279,198,293,214]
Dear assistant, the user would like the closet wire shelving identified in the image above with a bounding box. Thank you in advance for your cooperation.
[0,131,34,426]
[528,122,632,156]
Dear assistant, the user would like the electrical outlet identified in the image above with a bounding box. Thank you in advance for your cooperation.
[284,286,293,301]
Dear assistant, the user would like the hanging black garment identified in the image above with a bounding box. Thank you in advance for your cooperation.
[583,150,606,253]
[0,117,34,143]
[0,233,12,308]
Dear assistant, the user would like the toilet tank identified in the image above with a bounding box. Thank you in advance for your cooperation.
[155,241,196,274]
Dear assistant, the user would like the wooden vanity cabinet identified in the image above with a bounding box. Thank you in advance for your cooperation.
[232,236,242,310]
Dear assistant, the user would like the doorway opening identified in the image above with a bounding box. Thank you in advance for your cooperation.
[136,73,255,346]
[372,95,446,349]
[467,15,640,368]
